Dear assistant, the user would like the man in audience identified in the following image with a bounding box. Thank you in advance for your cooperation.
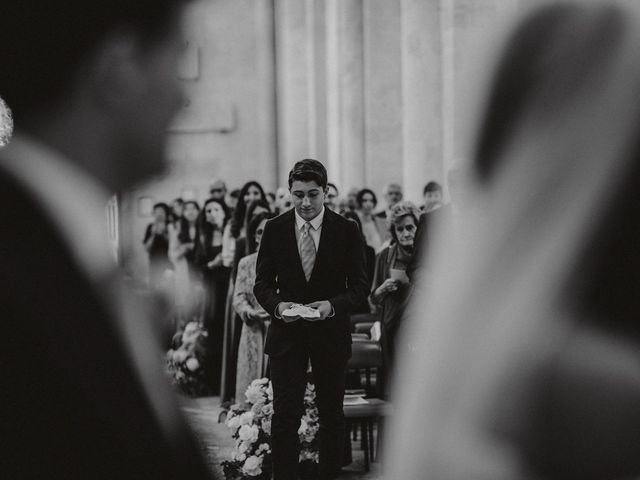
[0,1,214,479]
[209,178,228,202]
[422,181,443,212]
[324,182,340,212]
[376,182,403,220]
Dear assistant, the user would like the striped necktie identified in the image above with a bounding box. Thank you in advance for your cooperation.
[299,222,316,281]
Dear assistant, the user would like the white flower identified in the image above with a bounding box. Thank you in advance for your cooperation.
[226,415,240,431]
[298,419,308,435]
[261,403,273,417]
[258,443,270,453]
[238,441,249,454]
[237,453,246,462]
[173,349,188,363]
[185,358,200,371]
[238,424,259,444]
[184,322,199,334]
[175,371,185,381]
[239,411,255,426]
[254,377,269,385]
[266,383,274,401]
[166,349,174,361]
[261,418,271,435]
[245,384,265,405]
[242,455,263,477]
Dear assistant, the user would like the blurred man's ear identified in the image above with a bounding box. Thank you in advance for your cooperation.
[89,32,147,111]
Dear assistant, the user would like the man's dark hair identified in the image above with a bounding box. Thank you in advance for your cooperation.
[327,182,339,195]
[423,181,443,196]
[230,189,241,199]
[0,0,188,122]
[288,159,328,190]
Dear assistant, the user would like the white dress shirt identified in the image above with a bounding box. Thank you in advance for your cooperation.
[294,205,325,252]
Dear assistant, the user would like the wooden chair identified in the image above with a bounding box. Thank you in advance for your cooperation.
[344,334,391,471]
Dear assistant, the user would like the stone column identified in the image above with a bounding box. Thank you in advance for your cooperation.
[254,0,278,189]
[274,0,312,185]
[325,0,365,191]
[401,0,443,204]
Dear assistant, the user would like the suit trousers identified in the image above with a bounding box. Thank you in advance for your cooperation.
[270,328,348,480]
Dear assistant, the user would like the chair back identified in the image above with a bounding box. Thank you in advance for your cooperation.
[349,340,383,369]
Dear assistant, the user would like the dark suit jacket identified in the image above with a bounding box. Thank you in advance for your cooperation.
[253,209,368,358]
[0,170,213,479]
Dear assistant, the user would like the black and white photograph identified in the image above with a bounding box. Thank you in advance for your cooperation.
[3,1,640,479]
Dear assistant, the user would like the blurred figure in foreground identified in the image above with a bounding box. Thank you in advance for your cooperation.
[388,2,640,479]
[0,0,213,479]
[143,202,172,291]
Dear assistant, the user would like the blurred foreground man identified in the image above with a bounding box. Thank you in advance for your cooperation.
[0,1,214,479]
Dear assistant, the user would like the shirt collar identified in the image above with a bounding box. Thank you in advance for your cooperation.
[295,206,325,231]
[0,131,115,281]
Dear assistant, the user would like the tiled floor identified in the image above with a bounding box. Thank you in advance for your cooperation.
[182,396,382,479]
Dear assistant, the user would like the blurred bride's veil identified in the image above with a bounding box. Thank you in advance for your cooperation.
[386,2,640,478]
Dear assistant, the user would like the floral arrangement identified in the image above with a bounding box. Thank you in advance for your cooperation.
[221,378,319,479]
[166,321,210,396]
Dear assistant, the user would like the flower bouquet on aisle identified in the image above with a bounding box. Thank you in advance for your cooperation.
[221,378,319,480]
[166,321,210,396]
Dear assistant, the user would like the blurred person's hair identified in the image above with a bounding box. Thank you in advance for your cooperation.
[288,159,328,190]
[178,201,200,244]
[199,197,230,236]
[423,181,443,195]
[356,188,378,208]
[247,212,275,255]
[231,181,266,238]
[0,0,189,122]
[327,182,339,195]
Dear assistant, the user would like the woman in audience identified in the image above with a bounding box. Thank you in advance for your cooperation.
[195,198,231,394]
[169,200,201,326]
[142,202,172,291]
[343,210,376,314]
[356,188,389,252]
[233,212,275,400]
[370,201,420,363]
[222,181,267,268]
[388,3,640,479]
[219,181,267,402]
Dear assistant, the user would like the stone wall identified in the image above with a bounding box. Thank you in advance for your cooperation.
[121,0,518,282]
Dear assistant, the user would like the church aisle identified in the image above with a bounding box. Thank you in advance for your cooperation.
[181,396,382,479]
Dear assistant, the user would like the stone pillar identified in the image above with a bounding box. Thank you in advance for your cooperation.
[274,0,312,185]
[363,0,402,195]
[401,0,443,204]
[325,0,365,191]
[254,0,278,189]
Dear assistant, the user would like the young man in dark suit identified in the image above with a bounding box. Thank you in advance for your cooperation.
[0,1,214,479]
[254,159,369,480]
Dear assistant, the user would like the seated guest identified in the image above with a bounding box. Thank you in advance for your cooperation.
[325,182,340,212]
[422,181,443,212]
[370,201,420,363]
[227,188,240,212]
[356,188,389,252]
[142,202,172,291]
[233,212,275,400]
[343,211,376,314]
[376,182,404,220]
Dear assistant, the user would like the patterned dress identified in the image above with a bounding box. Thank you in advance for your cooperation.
[233,252,269,401]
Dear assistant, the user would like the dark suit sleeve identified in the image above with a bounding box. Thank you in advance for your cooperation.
[328,220,369,318]
[253,219,285,316]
